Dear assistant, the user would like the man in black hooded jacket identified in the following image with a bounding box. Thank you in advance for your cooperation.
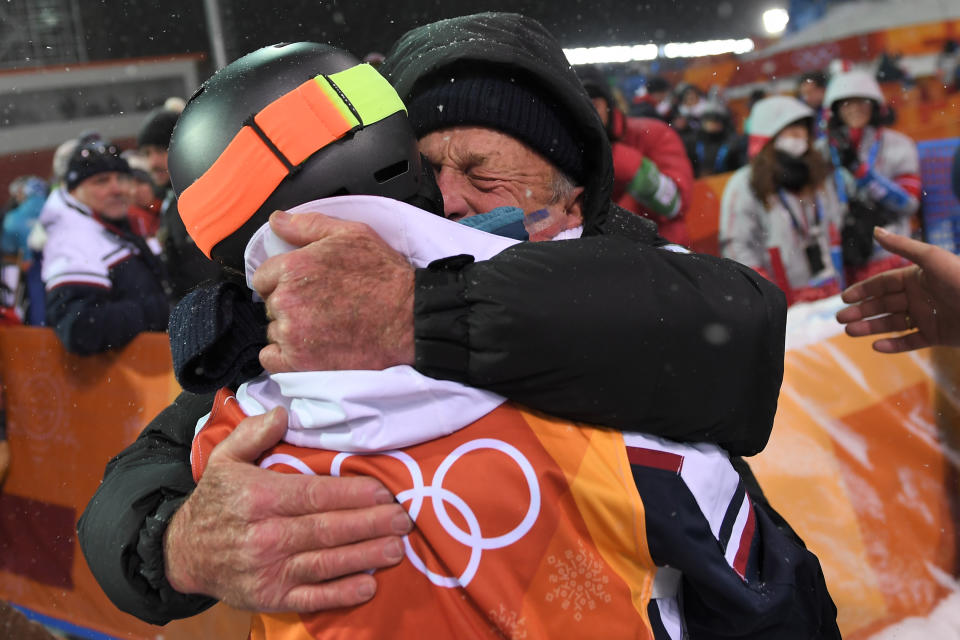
[76,13,836,637]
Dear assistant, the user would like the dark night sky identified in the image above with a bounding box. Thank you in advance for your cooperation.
[80,0,772,68]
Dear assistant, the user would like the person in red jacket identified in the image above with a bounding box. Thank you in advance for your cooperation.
[578,67,694,246]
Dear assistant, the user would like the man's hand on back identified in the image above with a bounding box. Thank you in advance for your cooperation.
[253,211,416,373]
[163,407,413,612]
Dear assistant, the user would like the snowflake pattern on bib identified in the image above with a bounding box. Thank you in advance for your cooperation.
[545,540,612,621]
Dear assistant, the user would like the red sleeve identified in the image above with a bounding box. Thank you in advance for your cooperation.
[894,173,922,199]
[611,141,646,186]
[622,117,695,215]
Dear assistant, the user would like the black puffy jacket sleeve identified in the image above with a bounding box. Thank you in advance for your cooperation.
[77,391,217,624]
[414,236,786,456]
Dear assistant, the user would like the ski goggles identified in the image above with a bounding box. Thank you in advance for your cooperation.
[178,63,406,257]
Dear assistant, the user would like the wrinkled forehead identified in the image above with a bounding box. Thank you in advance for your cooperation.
[419,126,557,177]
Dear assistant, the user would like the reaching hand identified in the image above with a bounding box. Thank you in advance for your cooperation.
[836,228,960,352]
[252,211,416,373]
[163,407,413,612]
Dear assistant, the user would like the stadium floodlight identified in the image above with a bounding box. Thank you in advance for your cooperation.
[565,39,754,65]
[662,39,755,59]
[762,8,790,35]
[564,44,659,65]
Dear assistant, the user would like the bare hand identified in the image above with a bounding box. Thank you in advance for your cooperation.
[164,407,413,612]
[253,211,416,373]
[836,227,960,352]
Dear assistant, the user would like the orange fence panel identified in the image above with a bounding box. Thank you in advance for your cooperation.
[883,19,960,57]
[686,172,732,257]
[0,311,959,638]
[0,327,250,639]
[751,302,960,638]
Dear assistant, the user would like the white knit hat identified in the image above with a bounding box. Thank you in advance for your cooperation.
[824,70,885,109]
[746,95,814,158]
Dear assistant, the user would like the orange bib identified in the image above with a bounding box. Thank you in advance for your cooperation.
[193,389,659,640]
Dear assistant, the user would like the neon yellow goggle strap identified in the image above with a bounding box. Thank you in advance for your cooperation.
[318,63,407,128]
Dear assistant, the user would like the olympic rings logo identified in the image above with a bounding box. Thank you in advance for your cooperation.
[790,44,840,71]
[260,438,542,588]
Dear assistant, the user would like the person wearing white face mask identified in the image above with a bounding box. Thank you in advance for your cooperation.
[720,96,849,304]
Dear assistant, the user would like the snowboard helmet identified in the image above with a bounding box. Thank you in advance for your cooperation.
[169,42,439,271]
[746,95,814,158]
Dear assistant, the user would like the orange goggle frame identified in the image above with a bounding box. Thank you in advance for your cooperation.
[178,63,406,257]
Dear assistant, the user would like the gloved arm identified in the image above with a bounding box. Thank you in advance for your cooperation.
[168,281,267,393]
[830,127,920,218]
[45,282,169,355]
[853,164,920,216]
[612,142,682,219]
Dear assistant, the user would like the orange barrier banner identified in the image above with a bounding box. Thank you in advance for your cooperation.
[685,172,731,257]
[752,299,960,638]
[1,312,959,638]
[0,327,250,639]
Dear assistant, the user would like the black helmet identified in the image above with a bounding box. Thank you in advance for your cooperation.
[169,41,438,271]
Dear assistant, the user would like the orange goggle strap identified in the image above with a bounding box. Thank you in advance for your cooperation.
[178,63,407,257]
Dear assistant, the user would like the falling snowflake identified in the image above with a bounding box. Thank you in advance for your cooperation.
[489,603,528,640]
[544,540,612,621]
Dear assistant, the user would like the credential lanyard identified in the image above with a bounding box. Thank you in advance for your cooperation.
[830,134,882,205]
[777,189,822,239]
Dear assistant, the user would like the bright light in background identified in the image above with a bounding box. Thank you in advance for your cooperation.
[564,44,659,65]
[565,39,753,65]
[762,7,790,35]
[662,39,755,59]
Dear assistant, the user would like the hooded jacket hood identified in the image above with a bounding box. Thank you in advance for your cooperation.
[380,12,614,236]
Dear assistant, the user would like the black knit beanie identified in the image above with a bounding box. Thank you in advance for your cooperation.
[406,72,584,183]
[65,141,131,191]
[137,108,179,149]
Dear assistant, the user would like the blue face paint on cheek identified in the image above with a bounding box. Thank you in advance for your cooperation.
[524,208,550,223]
[456,206,528,240]
[523,208,557,239]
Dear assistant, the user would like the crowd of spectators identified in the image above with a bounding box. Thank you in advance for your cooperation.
[0,46,938,340]
[0,12,957,640]
[0,98,223,345]
[583,52,928,305]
